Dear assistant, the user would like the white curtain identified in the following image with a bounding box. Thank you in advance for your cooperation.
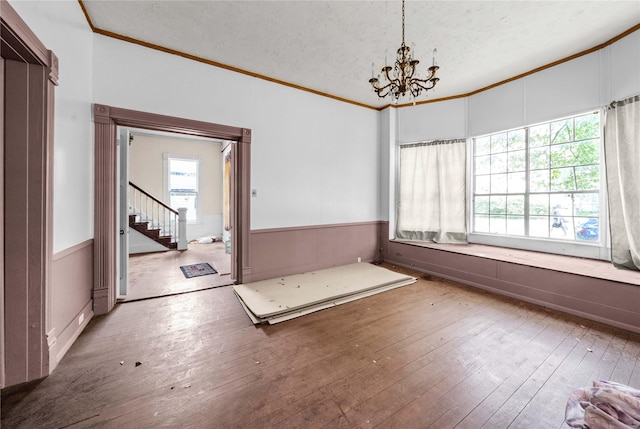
[396,139,467,243]
[604,95,640,270]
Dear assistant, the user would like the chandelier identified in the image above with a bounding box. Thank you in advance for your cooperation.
[368,0,439,102]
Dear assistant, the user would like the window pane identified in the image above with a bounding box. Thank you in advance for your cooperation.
[529,194,549,215]
[575,193,599,216]
[475,155,491,175]
[491,153,507,173]
[575,217,599,241]
[475,196,490,214]
[490,215,506,234]
[169,159,198,191]
[529,147,549,169]
[474,214,490,233]
[530,170,549,192]
[550,143,577,168]
[507,195,524,215]
[530,124,549,147]
[575,112,599,140]
[475,175,490,194]
[550,118,573,144]
[550,167,576,191]
[475,136,491,155]
[491,133,508,153]
[491,174,507,194]
[530,216,549,237]
[507,172,526,193]
[507,215,524,235]
[170,192,197,222]
[575,165,600,191]
[507,150,526,172]
[574,139,600,165]
[508,129,525,151]
[490,195,506,214]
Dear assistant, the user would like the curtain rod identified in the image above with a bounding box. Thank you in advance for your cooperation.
[400,138,467,148]
[608,93,640,109]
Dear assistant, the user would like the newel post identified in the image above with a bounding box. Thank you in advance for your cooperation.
[177,208,188,250]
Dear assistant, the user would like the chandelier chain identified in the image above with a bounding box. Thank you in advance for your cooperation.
[401,0,405,46]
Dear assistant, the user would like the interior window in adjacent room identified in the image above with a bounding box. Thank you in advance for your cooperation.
[166,155,200,223]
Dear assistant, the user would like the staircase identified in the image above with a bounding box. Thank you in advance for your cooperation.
[128,182,181,250]
[129,214,177,249]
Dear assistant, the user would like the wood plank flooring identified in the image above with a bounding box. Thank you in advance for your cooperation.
[3,263,640,428]
[124,241,232,301]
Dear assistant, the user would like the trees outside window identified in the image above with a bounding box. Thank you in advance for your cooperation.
[472,111,601,243]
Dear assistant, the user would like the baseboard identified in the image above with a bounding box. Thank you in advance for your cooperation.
[47,301,93,373]
[386,258,640,335]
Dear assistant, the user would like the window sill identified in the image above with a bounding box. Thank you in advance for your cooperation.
[389,239,640,286]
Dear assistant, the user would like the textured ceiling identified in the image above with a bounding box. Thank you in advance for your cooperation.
[81,1,640,108]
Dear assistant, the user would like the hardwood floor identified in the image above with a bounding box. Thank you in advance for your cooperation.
[3,264,640,428]
[124,241,232,301]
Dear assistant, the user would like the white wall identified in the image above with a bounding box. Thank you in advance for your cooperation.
[382,28,640,225]
[397,98,467,143]
[397,29,640,141]
[8,0,95,253]
[92,35,381,231]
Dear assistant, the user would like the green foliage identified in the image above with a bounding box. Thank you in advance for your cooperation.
[551,119,573,144]
[508,129,526,150]
[472,112,601,238]
[530,124,549,147]
[508,150,526,172]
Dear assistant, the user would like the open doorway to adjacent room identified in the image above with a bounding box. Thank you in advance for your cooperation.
[117,127,234,301]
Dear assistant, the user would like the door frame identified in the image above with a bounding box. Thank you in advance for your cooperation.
[92,104,251,315]
[1,0,58,387]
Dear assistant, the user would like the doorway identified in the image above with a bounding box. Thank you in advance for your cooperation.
[117,127,234,301]
[92,104,251,315]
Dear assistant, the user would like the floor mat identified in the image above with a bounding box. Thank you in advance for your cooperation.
[180,262,218,278]
[233,263,416,324]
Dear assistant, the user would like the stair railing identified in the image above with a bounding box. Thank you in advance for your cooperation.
[128,182,179,247]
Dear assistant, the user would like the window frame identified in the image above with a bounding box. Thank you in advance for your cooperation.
[467,110,610,260]
[163,153,202,224]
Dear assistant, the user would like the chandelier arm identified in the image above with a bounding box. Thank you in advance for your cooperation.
[374,79,401,98]
[410,78,439,91]
[383,67,396,85]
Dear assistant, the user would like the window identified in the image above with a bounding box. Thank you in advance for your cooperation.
[471,111,604,253]
[166,155,199,223]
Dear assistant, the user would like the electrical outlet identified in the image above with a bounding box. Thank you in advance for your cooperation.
[78,313,84,325]
[357,257,361,263]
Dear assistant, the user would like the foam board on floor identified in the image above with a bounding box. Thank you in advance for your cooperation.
[233,263,416,324]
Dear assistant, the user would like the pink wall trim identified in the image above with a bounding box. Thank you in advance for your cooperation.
[92,104,251,314]
[49,240,93,372]
[2,0,57,388]
[379,222,640,334]
[246,221,384,283]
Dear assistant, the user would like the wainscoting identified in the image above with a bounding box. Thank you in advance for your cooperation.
[247,221,383,283]
[380,223,640,334]
[49,240,94,372]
